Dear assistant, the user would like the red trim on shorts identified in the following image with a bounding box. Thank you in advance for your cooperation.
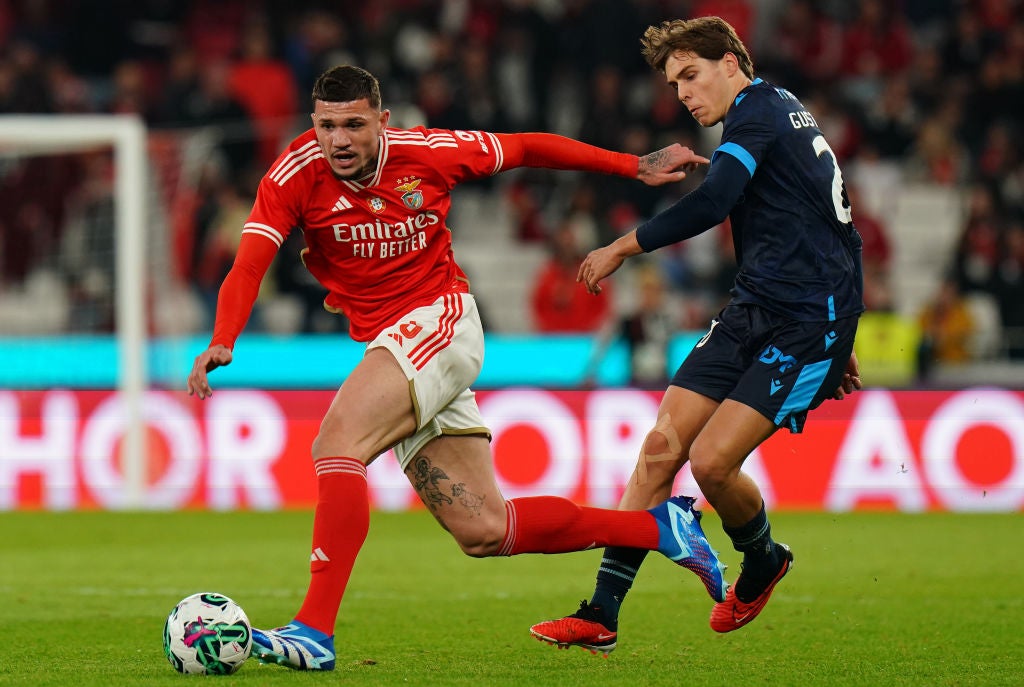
[408,292,464,370]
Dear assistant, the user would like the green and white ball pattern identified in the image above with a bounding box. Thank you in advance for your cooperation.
[163,592,252,675]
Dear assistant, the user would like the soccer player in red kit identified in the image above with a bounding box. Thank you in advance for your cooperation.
[186,65,726,670]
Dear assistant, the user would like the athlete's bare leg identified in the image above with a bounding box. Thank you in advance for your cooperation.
[311,346,418,463]
[617,385,719,510]
[402,432,709,563]
[688,399,776,526]
[403,434,508,556]
[526,386,728,650]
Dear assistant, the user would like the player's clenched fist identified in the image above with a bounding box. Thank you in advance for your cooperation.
[187,344,233,399]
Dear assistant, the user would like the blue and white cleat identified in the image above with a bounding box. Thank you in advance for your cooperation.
[649,495,729,602]
[251,620,336,671]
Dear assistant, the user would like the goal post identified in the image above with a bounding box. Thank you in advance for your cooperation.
[0,115,149,507]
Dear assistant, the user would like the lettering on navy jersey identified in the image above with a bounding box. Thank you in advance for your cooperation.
[788,110,818,130]
[720,79,864,321]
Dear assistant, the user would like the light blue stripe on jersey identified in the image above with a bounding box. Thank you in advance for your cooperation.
[774,359,832,426]
[827,295,836,321]
[715,142,756,177]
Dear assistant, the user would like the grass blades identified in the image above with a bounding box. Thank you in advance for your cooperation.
[0,510,1021,686]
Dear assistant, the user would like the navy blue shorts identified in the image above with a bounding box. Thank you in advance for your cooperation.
[671,303,859,433]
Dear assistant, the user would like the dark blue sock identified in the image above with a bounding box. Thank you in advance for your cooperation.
[590,547,649,631]
[722,503,781,602]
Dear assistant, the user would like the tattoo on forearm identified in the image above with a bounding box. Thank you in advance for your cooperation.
[408,454,486,516]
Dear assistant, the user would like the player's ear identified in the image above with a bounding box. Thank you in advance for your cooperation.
[722,52,739,77]
[379,109,391,129]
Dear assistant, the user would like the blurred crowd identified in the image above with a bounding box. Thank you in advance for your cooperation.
[0,0,1022,382]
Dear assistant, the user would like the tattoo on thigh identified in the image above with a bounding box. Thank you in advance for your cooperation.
[410,455,452,511]
[451,482,484,516]
[408,454,486,517]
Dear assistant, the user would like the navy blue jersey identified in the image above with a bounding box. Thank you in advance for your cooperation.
[716,78,864,321]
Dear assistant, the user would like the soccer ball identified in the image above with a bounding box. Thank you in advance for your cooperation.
[163,592,252,675]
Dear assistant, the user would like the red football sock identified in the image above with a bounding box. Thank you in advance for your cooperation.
[497,496,659,556]
[294,457,369,635]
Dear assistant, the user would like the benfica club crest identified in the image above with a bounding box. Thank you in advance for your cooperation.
[367,196,386,213]
[395,178,424,210]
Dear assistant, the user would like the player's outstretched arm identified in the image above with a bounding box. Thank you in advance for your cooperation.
[187,344,233,399]
[495,133,707,184]
[577,232,645,295]
[832,351,862,400]
[186,233,277,399]
[637,144,709,186]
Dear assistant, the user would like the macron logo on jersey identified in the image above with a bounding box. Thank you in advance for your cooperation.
[333,195,353,213]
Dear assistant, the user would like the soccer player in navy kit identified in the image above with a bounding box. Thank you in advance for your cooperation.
[531,16,864,653]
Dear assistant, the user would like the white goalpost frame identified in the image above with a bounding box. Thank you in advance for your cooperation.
[0,115,148,507]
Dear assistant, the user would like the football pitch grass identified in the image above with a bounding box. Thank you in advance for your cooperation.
[1,509,1020,686]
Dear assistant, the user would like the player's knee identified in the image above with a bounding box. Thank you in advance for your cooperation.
[639,451,681,486]
[642,429,672,458]
[310,432,329,458]
[637,428,686,487]
[310,421,373,460]
[688,443,732,494]
[310,431,354,460]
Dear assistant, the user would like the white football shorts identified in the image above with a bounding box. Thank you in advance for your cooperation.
[368,291,490,469]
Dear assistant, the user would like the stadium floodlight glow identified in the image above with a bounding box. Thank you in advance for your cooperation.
[0,114,148,508]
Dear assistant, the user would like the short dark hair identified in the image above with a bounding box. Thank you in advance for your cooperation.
[311,65,382,109]
[640,16,754,79]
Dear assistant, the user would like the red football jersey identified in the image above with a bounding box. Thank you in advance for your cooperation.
[213,127,636,346]
[245,127,507,341]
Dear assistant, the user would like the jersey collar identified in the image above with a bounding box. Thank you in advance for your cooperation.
[734,77,763,107]
[340,133,387,192]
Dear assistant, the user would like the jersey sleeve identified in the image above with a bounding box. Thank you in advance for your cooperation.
[404,128,507,188]
[242,172,302,250]
[417,128,638,187]
[495,132,638,177]
[208,172,301,349]
[635,153,748,252]
[209,232,279,349]
[711,96,778,177]
[635,95,778,253]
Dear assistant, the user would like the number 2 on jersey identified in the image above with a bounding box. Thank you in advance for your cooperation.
[812,135,853,224]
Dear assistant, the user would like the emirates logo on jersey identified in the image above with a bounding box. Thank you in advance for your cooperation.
[368,196,386,213]
[395,177,424,210]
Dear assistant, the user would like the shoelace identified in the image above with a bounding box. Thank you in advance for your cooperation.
[570,600,606,622]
